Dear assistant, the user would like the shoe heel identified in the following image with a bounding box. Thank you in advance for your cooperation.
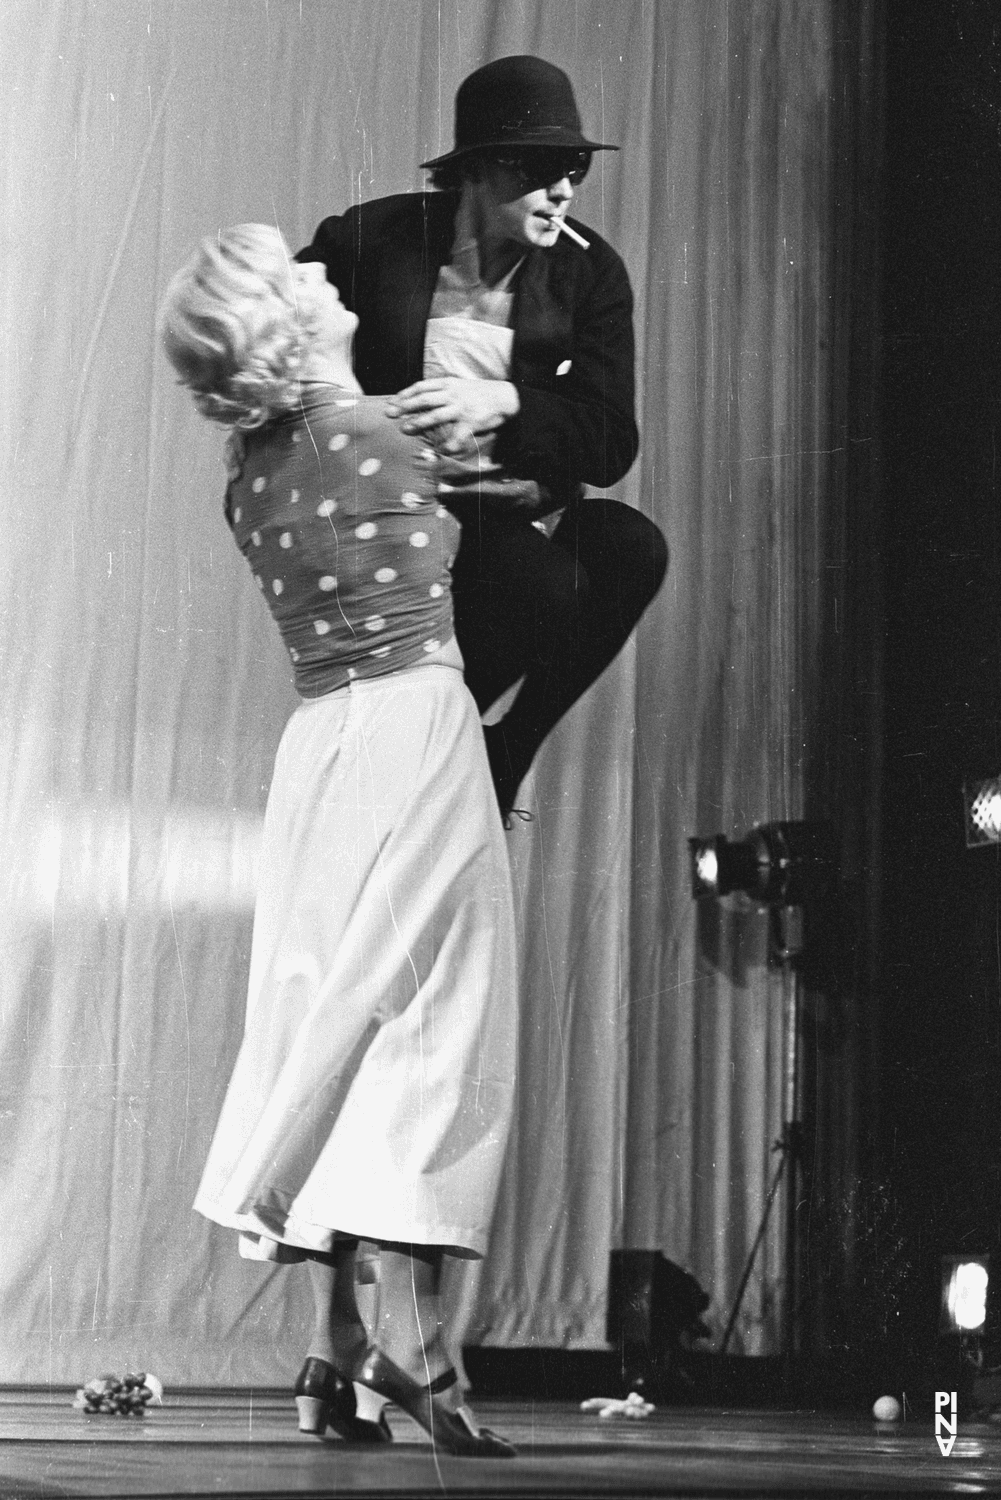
[296,1394,328,1435]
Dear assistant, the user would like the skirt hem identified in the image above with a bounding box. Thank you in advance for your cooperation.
[194,1201,486,1260]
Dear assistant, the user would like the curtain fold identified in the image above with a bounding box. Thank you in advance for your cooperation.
[0,0,880,1381]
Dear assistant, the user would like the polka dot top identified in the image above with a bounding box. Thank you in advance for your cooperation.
[224,386,460,698]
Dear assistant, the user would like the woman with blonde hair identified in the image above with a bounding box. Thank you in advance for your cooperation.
[160,223,517,1459]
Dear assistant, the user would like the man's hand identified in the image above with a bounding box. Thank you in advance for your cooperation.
[385,378,520,454]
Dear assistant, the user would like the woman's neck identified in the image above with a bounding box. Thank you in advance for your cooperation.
[298,349,363,393]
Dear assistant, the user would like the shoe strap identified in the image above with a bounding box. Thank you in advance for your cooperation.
[425,1367,458,1397]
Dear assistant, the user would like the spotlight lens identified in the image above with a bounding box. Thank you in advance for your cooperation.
[695,848,718,888]
[966,777,1001,845]
[981,792,1001,836]
[948,1262,988,1331]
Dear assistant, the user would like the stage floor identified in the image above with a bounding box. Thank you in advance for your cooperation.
[1,1391,999,1499]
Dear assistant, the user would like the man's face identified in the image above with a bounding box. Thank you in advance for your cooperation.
[476,152,588,249]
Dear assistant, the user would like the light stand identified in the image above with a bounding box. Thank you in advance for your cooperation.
[689,822,833,1371]
[775,906,805,1370]
[717,906,803,1368]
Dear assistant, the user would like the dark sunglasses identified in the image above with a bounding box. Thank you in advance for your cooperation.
[489,149,592,189]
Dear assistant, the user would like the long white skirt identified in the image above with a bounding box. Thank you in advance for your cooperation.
[193,665,517,1259]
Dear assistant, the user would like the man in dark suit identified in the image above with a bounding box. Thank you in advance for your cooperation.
[301,56,667,819]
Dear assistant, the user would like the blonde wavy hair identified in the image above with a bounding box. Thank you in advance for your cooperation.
[160,224,308,429]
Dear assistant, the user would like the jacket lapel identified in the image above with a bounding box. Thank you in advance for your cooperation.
[511,242,572,386]
[378,195,457,387]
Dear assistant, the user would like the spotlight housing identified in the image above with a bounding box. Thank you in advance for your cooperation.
[688,821,833,908]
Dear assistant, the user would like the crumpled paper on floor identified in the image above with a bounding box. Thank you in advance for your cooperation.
[580,1391,655,1419]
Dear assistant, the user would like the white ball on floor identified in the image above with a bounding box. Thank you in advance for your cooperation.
[872,1395,901,1422]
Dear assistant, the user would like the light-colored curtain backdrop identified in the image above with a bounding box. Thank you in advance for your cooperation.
[0,0,879,1382]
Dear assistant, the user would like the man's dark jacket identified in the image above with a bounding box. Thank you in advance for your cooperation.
[299,191,639,509]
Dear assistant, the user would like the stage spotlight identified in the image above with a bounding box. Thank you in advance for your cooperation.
[688,834,757,900]
[964,777,1001,848]
[690,820,836,1364]
[941,1255,989,1335]
[688,821,834,909]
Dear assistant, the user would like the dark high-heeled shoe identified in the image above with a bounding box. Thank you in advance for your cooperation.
[294,1356,392,1443]
[350,1345,516,1458]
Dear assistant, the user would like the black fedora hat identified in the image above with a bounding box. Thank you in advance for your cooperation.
[420,55,617,169]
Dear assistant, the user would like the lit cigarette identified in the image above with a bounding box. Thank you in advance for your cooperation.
[554,217,590,250]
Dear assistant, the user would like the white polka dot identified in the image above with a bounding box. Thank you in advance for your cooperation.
[347,667,358,678]
[291,430,302,443]
[317,498,337,517]
[328,433,349,452]
[401,491,423,508]
[374,567,397,584]
[358,457,381,477]
[251,531,262,546]
[233,506,242,523]
[290,648,300,662]
[318,575,337,591]
[279,531,293,549]
[409,531,429,548]
[429,583,444,599]
[423,639,441,653]
[418,447,436,463]
[290,489,300,504]
[355,522,377,540]
[446,555,455,568]
[370,645,392,658]
[436,506,449,518]
[364,615,386,633]
[314,619,332,636]
[252,476,266,493]
[335,398,358,408]
[272,579,284,595]
[254,574,264,589]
